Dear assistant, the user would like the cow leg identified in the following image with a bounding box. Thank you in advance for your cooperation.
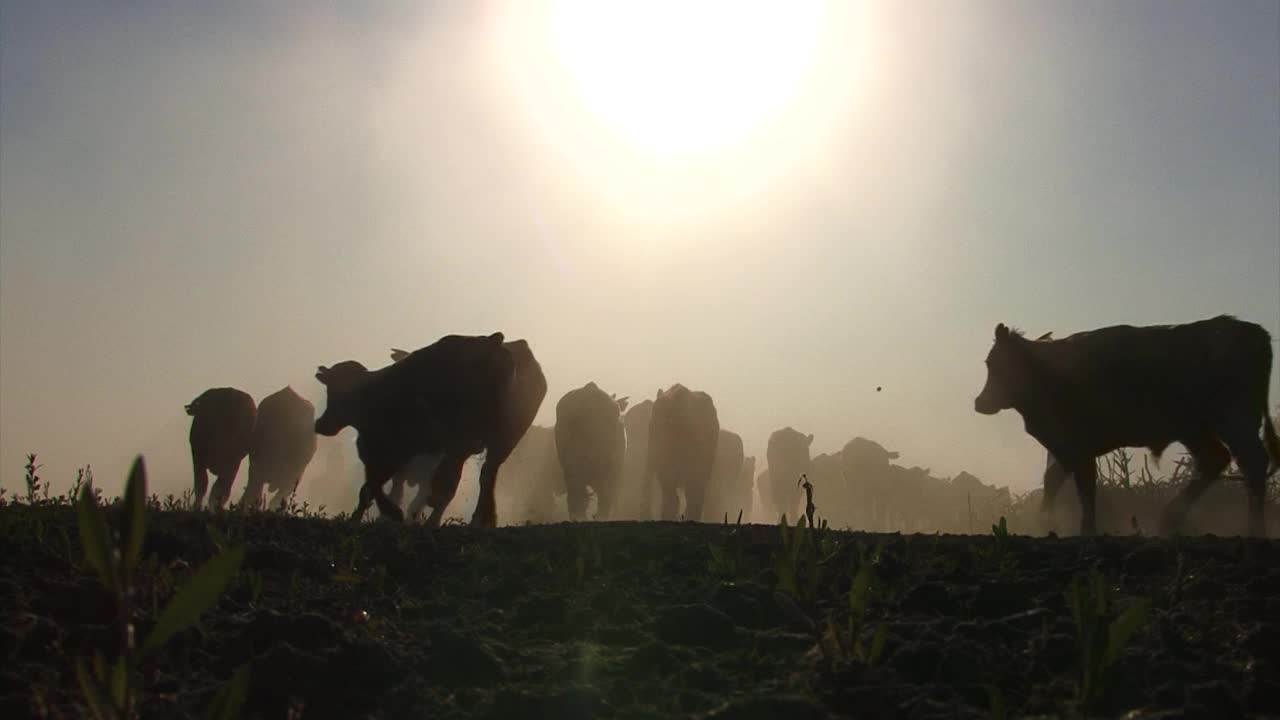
[685,472,708,523]
[352,483,375,522]
[1059,457,1097,537]
[1219,419,1272,537]
[192,462,210,511]
[239,467,266,511]
[595,477,615,521]
[210,459,242,511]
[352,462,402,523]
[424,455,466,528]
[1041,456,1071,529]
[387,472,405,508]
[658,472,680,521]
[271,472,303,511]
[564,469,589,521]
[472,452,510,528]
[1160,435,1231,536]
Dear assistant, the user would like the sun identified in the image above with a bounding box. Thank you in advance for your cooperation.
[546,0,827,157]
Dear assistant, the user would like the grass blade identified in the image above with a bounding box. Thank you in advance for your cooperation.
[142,545,245,656]
[109,656,128,710]
[202,662,251,720]
[868,622,889,665]
[77,482,117,593]
[985,685,1007,720]
[76,658,119,720]
[121,456,148,575]
[1105,601,1150,666]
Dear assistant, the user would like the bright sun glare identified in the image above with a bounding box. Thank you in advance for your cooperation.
[548,0,827,156]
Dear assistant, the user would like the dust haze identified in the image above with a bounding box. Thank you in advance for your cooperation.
[2,2,1278,530]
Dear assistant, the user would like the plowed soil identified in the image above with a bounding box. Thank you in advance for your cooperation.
[2,505,1278,719]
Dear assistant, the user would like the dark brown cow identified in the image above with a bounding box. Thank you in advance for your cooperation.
[765,427,813,522]
[621,399,655,519]
[840,436,900,530]
[314,332,547,527]
[974,315,1280,537]
[646,384,720,521]
[186,387,257,511]
[706,429,746,522]
[241,386,318,510]
[555,382,628,520]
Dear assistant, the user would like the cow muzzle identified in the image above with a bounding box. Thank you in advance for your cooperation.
[314,414,343,437]
[973,394,1001,415]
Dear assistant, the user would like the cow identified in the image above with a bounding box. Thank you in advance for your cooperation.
[840,436,900,530]
[764,427,813,522]
[806,451,845,526]
[974,315,1280,537]
[620,399,655,519]
[705,429,747,522]
[240,386,318,510]
[186,387,257,511]
[314,332,547,527]
[555,382,628,520]
[646,384,720,521]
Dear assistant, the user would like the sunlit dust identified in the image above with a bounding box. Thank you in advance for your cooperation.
[492,1,874,226]
[547,0,827,157]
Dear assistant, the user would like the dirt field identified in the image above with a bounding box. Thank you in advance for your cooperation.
[2,504,1278,719]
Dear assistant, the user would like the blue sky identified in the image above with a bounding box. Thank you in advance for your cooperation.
[1,0,1277,504]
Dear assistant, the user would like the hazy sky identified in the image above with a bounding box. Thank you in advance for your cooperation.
[2,0,1278,502]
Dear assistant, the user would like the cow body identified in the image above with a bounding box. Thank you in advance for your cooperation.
[646,384,720,521]
[706,429,747,522]
[315,332,547,527]
[764,427,813,522]
[621,399,655,519]
[186,387,257,511]
[242,386,318,510]
[555,382,628,520]
[840,436,900,530]
[807,452,845,525]
[974,316,1280,536]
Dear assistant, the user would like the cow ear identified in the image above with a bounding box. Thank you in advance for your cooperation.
[316,366,329,384]
[488,332,505,344]
[616,396,630,413]
[806,433,815,446]
[995,323,1010,341]
[656,388,664,398]
[1035,331,1053,341]
[390,348,409,363]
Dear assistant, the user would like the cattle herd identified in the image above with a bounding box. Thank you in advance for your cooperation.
[185,315,1280,537]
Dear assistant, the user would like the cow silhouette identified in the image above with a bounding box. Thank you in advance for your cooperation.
[646,384,720,521]
[241,386,318,510]
[186,387,256,511]
[975,315,1280,536]
[554,382,628,520]
[315,332,547,527]
[764,427,813,522]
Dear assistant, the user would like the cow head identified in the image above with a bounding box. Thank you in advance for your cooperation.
[974,323,1033,415]
[314,360,372,436]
